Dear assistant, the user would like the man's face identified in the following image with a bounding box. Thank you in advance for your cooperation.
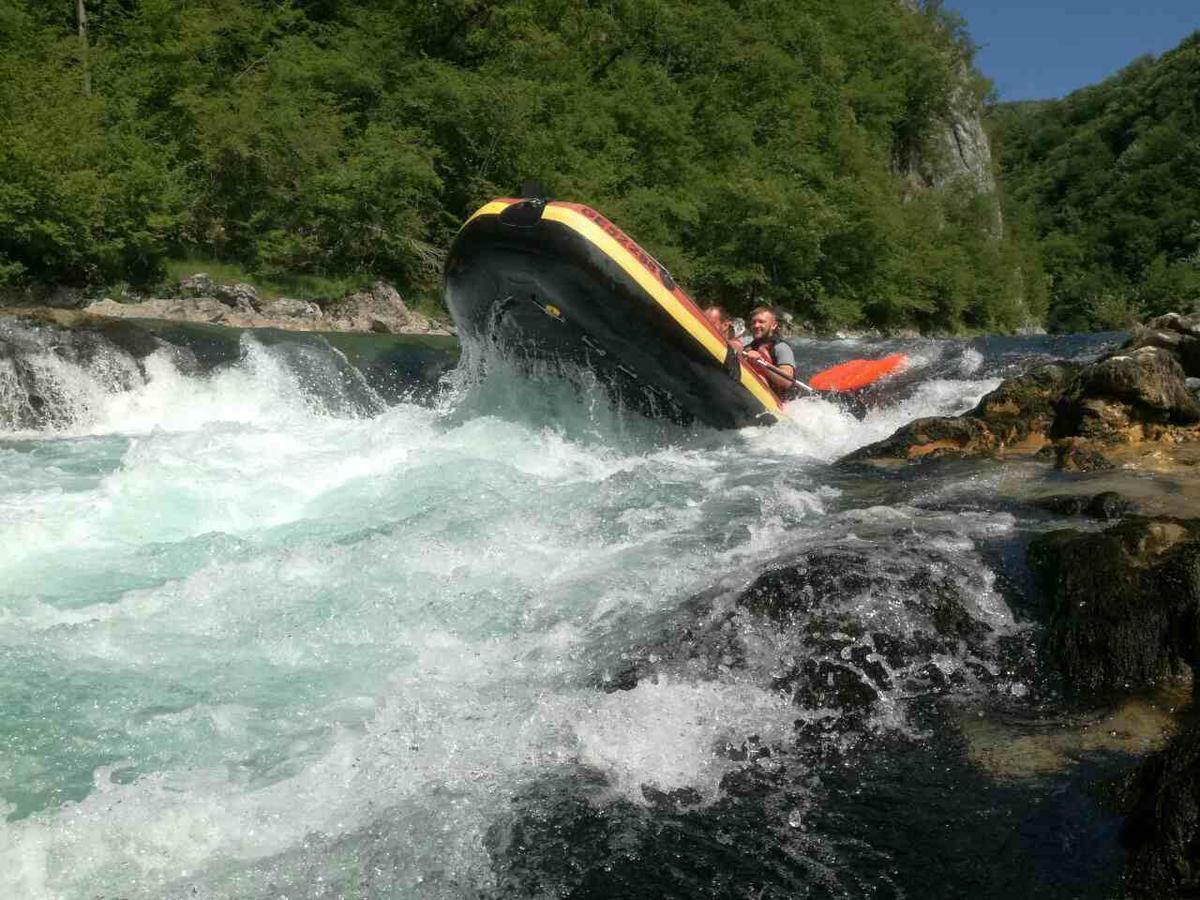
[705,308,724,329]
[750,311,776,340]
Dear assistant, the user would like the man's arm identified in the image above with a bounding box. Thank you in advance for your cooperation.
[767,341,797,393]
[743,344,796,395]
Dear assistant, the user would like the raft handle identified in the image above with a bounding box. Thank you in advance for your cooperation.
[499,198,547,227]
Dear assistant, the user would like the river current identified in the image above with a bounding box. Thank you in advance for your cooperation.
[0,322,1126,898]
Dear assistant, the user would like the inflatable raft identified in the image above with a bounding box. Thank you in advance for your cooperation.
[445,197,782,428]
[444,196,906,428]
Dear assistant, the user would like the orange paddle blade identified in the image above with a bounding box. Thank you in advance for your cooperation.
[808,353,907,392]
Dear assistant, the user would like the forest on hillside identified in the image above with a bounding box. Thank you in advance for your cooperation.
[991,32,1200,332]
[0,0,1046,332]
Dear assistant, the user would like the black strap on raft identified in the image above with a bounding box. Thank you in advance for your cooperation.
[520,181,547,201]
[499,181,549,227]
[723,344,741,380]
[500,198,546,227]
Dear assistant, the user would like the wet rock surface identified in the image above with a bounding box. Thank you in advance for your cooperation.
[1122,714,1200,896]
[1028,517,1200,700]
[0,309,458,428]
[844,313,1200,470]
[845,362,1076,462]
[1034,491,1132,520]
[597,519,1030,761]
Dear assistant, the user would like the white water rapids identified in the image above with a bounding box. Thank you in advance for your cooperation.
[0,326,1115,898]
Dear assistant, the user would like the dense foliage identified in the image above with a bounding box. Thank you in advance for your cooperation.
[0,0,1042,330]
[991,33,1200,332]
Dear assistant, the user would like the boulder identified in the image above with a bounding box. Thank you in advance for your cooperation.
[1125,313,1200,379]
[0,285,89,309]
[214,281,259,314]
[177,273,258,314]
[324,281,419,334]
[258,297,320,322]
[601,533,1015,742]
[1027,517,1200,699]
[177,273,216,297]
[1073,347,1200,427]
[842,324,1200,468]
[44,285,88,309]
[970,361,1079,444]
[1053,437,1115,472]
[846,362,1077,461]
[1035,491,1132,520]
[88,296,235,325]
[844,415,996,461]
[1122,715,1200,895]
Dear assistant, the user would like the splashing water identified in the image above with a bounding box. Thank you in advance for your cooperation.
[0,323,1124,898]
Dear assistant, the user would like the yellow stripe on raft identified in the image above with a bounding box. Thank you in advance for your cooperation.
[461,199,782,417]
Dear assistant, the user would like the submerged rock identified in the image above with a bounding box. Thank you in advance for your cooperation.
[1035,491,1132,520]
[1053,437,1117,472]
[600,527,1023,752]
[1027,517,1200,700]
[0,312,168,429]
[1122,715,1200,896]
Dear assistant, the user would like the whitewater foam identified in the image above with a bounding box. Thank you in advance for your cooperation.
[0,326,1079,898]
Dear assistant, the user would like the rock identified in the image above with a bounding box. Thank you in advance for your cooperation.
[87,296,235,325]
[177,273,215,297]
[1036,491,1132,520]
[214,281,259,314]
[1122,715,1200,895]
[44,285,88,309]
[1125,313,1200,378]
[842,321,1200,468]
[971,362,1079,444]
[1074,347,1200,427]
[1027,517,1200,699]
[258,297,320,321]
[593,528,1017,745]
[742,540,1010,736]
[1054,437,1115,472]
[177,273,258,314]
[843,415,996,461]
[0,314,164,429]
[0,285,89,309]
[846,362,1078,462]
[324,281,420,334]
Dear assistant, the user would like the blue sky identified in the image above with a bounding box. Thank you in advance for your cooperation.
[947,1,1199,101]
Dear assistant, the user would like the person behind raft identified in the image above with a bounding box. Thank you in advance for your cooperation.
[742,306,796,398]
[703,305,741,349]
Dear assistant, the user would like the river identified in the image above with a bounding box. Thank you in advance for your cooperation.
[0,320,1131,898]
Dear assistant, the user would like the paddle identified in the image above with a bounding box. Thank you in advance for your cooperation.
[743,350,909,396]
[740,353,816,394]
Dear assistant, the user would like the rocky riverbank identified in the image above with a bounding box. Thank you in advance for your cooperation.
[838,311,1200,896]
[2,275,454,336]
[845,312,1200,473]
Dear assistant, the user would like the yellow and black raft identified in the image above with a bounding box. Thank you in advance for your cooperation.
[444,196,784,429]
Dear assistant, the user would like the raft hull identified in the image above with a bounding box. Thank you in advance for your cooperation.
[444,199,782,429]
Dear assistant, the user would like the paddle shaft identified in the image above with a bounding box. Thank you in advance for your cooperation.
[741,353,816,395]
